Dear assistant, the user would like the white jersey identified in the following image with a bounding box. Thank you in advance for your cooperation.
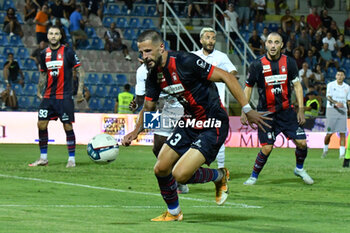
[135,64,148,96]
[326,80,350,109]
[135,64,183,137]
[192,49,237,106]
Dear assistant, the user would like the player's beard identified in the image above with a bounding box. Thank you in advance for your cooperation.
[49,40,60,48]
[203,44,214,54]
[145,55,162,71]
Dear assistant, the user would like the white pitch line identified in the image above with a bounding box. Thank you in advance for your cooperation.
[0,205,244,209]
[0,174,262,209]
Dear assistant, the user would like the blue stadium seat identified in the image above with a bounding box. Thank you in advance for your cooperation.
[342,58,350,69]
[16,47,29,59]
[106,4,121,15]
[102,16,115,27]
[22,58,37,70]
[94,86,107,97]
[0,56,6,67]
[147,6,157,16]
[102,98,115,112]
[268,23,279,32]
[12,84,23,95]
[3,0,15,11]
[128,18,141,28]
[0,12,5,24]
[0,34,9,46]
[89,98,102,111]
[85,27,98,39]
[108,86,120,98]
[100,74,114,85]
[18,96,31,110]
[326,67,337,80]
[240,32,250,42]
[142,18,156,29]
[23,71,30,83]
[3,47,14,56]
[16,13,23,24]
[120,5,129,15]
[132,5,146,16]
[116,74,127,86]
[131,39,138,51]
[86,73,100,85]
[23,84,37,96]
[88,38,104,50]
[116,17,129,29]
[77,39,90,50]
[31,72,40,84]
[256,22,265,34]
[32,97,41,109]
[123,28,137,40]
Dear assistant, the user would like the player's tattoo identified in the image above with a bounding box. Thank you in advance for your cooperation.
[38,71,47,95]
[75,66,85,94]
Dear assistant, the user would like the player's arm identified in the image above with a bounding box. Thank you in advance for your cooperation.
[129,95,145,112]
[327,96,344,108]
[75,66,85,102]
[37,71,47,99]
[210,67,271,131]
[122,100,156,146]
[293,80,306,125]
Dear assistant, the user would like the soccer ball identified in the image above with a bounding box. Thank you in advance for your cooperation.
[87,133,119,164]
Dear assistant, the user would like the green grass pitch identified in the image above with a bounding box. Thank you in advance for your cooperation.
[0,144,349,233]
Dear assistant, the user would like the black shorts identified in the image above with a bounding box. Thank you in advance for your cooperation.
[258,108,306,145]
[38,98,75,123]
[165,121,229,165]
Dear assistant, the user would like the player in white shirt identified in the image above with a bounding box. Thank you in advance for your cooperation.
[193,27,238,169]
[132,63,189,193]
[322,70,350,162]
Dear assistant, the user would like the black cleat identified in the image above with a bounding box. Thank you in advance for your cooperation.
[343,159,349,168]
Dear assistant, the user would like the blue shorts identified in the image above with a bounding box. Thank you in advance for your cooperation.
[258,108,306,145]
[38,98,75,123]
[165,120,229,165]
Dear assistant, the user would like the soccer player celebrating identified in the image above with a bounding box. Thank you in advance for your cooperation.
[122,30,270,221]
[241,32,314,185]
[29,25,85,168]
[193,27,238,170]
[322,70,350,164]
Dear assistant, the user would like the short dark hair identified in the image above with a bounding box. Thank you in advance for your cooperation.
[124,83,131,91]
[337,69,346,75]
[137,30,162,44]
[7,53,13,56]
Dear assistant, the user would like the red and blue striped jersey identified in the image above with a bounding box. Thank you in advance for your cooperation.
[245,54,299,113]
[40,45,81,99]
[145,51,228,124]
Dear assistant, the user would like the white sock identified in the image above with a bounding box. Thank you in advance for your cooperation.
[340,146,345,157]
[323,144,329,153]
[40,154,47,160]
[168,206,181,216]
[216,144,225,168]
[68,156,75,162]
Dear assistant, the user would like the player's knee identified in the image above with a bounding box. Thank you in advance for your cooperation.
[37,121,47,130]
[172,171,188,184]
[261,145,273,155]
[153,163,170,177]
[296,141,307,149]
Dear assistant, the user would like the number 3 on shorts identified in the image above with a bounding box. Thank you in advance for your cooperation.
[169,133,182,146]
[39,109,48,118]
